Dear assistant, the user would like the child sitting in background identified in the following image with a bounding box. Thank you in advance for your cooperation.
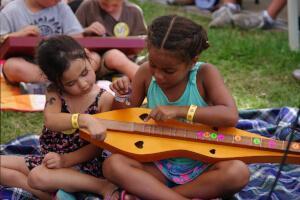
[107,15,250,199]
[0,0,142,89]
[0,35,119,200]
[76,0,147,37]
[0,0,95,84]
[76,0,148,80]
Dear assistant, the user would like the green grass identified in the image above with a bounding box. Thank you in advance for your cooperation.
[1,0,300,144]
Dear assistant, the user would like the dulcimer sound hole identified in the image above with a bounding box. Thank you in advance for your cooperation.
[210,149,216,154]
[139,113,149,121]
[135,141,144,149]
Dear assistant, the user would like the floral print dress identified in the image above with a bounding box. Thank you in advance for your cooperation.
[24,89,105,177]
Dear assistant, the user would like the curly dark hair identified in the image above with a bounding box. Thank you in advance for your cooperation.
[35,35,88,89]
[148,15,209,63]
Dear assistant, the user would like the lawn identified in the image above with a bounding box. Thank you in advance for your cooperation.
[1,0,300,144]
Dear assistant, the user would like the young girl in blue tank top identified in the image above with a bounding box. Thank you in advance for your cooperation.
[106,15,250,200]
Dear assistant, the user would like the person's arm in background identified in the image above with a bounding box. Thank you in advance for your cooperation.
[0,7,40,39]
[75,1,106,36]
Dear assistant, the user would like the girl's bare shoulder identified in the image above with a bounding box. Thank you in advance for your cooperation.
[197,63,222,81]
[136,61,152,83]
[198,63,218,72]
[139,61,151,73]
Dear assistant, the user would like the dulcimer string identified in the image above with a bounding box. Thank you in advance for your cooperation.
[97,118,300,154]
[267,107,300,200]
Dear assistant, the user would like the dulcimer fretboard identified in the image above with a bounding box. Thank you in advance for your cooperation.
[98,119,300,154]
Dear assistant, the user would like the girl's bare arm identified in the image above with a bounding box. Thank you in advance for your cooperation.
[191,63,238,127]
[111,62,150,109]
[61,144,101,167]
[128,63,150,107]
[43,88,106,137]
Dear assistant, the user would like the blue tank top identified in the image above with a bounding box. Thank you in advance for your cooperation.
[147,62,207,109]
[147,62,207,165]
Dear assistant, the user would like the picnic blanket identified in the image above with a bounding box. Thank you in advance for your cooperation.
[0,60,46,112]
[1,107,300,200]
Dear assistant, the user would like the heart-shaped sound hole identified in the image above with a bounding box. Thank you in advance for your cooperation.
[209,149,216,154]
[135,141,144,149]
[139,113,149,121]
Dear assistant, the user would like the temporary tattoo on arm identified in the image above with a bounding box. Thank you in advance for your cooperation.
[45,97,56,107]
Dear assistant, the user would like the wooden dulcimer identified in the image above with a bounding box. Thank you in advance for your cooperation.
[79,108,300,164]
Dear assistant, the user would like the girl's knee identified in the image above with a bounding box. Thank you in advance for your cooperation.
[3,59,17,77]
[88,52,101,71]
[104,49,125,68]
[3,58,26,81]
[223,160,250,187]
[27,166,49,190]
[103,154,127,177]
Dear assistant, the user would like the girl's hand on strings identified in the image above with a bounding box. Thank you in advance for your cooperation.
[43,152,65,169]
[145,106,178,121]
[87,117,107,141]
[110,76,131,96]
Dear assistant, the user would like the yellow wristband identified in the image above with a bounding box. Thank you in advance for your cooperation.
[186,105,197,122]
[71,113,80,129]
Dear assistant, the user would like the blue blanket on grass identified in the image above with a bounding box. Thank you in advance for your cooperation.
[1,107,300,200]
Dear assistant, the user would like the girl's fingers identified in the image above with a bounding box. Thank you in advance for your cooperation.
[109,84,117,93]
[110,79,130,95]
[155,113,162,121]
[123,80,130,93]
[46,162,56,169]
[117,80,125,91]
[93,26,103,35]
[42,156,50,163]
[45,160,56,168]
[117,81,129,94]
[46,158,55,165]
[46,162,54,168]
[143,114,150,121]
[102,132,107,140]
[92,133,105,141]
[95,25,104,33]
[90,27,99,35]
[147,110,158,121]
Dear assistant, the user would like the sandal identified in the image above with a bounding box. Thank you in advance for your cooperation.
[121,190,126,200]
[104,187,121,200]
[121,190,141,200]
